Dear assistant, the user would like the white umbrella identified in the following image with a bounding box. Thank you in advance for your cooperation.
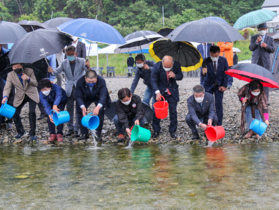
[233,47,241,53]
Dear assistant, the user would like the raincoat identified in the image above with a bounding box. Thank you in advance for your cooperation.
[217,42,234,67]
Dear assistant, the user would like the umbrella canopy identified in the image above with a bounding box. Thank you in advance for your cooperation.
[115,30,163,53]
[8,29,72,64]
[205,17,228,24]
[0,20,27,44]
[225,63,278,88]
[233,9,277,30]
[233,47,241,53]
[167,18,244,43]
[58,18,125,44]
[18,20,45,32]
[149,39,202,72]
[157,28,174,37]
[43,17,72,29]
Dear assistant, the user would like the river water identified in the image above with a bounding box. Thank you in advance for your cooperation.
[1,143,279,209]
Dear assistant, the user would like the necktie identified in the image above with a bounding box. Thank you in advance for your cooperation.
[166,72,171,95]
[213,61,217,74]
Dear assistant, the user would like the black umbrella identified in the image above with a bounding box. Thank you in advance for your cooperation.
[8,29,72,64]
[43,17,72,30]
[0,19,27,44]
[149,39,202,72]
[0,58,48,81]
[115,30,163,53]
[104,101,153,123]
[226,63,278,88]
[18,20,45,32]
[157,28,173,37]
[167,18,244,43]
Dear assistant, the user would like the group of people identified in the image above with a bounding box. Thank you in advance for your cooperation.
[0,22,277,143]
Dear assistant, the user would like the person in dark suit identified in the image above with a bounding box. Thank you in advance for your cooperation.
[127,54,135,67]
[186,85,218,140]
[113,88,146,142]
[76,70,111,141]
[71,36,86,59]
[151,55,184,139]
[197,43,212,86]
[249,23,275,102]
[201,45,228,126]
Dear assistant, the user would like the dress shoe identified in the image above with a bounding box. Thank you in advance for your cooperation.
[14,132,28,139]
[152,132,160,138]
[57,134,63,142]
[65,130,74,136]
[192,133,200,140]
[170,132,177,139]
[78,134,89,141]
[48,134,56,142]
[118,134,125,142]
[74,131,80,137]
[37,114,48,120]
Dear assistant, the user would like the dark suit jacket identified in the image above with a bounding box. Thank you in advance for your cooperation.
[197,43,212,59]
[76,41,86,59]
[249,34,275,71]
[76,75,111,108]
[202,56,229,92]
[187,92,216,125]
[151,61,183,102]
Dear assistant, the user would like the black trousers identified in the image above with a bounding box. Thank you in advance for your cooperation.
[48,101,67,135]
[13,96,37,135]
[207,86,224,126]
[152,93,178,133]
[185,113,218,134]
[37,88,47,115]
[77,101,104,135]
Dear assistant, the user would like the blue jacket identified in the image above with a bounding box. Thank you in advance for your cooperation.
[151,61,183,102]
[46,54,57,81]
[0,47,9,56]
[39,84,67,115]
[76,75,111,108]
[130,60,154,93]
[197,43,212,59]
[202,56,229,92]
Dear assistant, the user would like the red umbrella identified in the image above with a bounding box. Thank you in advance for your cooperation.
[225,63,278,88]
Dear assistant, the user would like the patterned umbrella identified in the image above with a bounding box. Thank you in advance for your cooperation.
[233,9,277,30]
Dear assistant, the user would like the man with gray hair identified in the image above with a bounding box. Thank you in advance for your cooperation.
[186,85,218,140]
[48,45,90,137]
[151,55,183,139]
[76,70,111,141]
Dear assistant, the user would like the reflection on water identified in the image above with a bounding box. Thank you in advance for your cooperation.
[1,143,279,209]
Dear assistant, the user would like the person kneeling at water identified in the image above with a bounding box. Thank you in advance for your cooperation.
[113,88,146,142]
[38,79,67,142]
[186,85,218,140]
[2,63,39,141]
[238,80,269,139]
[76,70,111,141]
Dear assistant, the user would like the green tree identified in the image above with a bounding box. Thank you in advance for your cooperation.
[0,2,12,21]
[18,13,40,21]
[170,9,206,27]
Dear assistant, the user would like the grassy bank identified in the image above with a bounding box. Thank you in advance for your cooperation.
[88,40,252,76]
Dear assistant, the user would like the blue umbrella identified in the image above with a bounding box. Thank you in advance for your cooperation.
[205,17,228,24]
[58,18,125,45]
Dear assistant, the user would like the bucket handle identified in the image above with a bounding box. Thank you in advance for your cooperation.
[49,109,58,120]
[159,96,167,106]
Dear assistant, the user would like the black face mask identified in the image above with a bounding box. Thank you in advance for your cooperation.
[14,68,23,74]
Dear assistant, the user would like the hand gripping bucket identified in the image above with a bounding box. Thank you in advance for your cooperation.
[205,126,226,142]
[82,113,100,130]
[131,125,151,142]
[0,101,16,119]
[250,119,267,136]
[51,110,70,126]
[153,96,169,119]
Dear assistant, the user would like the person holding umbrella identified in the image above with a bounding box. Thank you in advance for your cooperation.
[151,55,183,139]
[202,45,228,126]
[48,45,91,137]
[38,78,67,142]
[238,80,269,139]
[0,44,9,56]
[249,23,275,102]
[2,63,39,141]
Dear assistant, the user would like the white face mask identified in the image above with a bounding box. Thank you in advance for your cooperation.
[259,30,266,36]
[121,98,131,106]
[137,63,144,68]
[195,97,204,103]
[211,56,219,62]
[251,91,260,96]
[163,66,172,72]
[42,89,51,96]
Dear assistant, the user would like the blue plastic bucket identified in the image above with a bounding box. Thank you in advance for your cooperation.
[51,110,70,126]
[82,113,99,130]
[0,101,16,119]
[250,119,267,136]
